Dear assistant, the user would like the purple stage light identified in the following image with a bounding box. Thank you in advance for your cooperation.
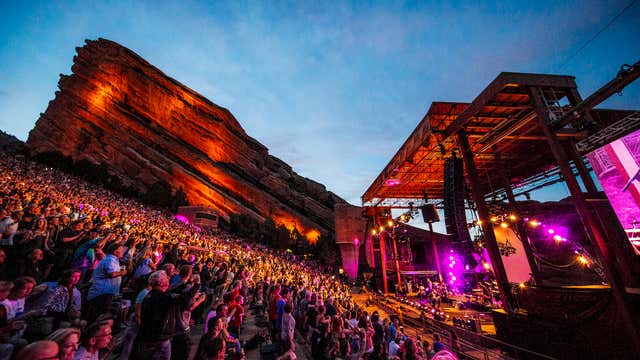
[175,214,189,224]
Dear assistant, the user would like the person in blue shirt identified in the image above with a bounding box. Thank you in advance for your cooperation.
[85,242,126,324]
[387,318,399,345]
[72,232,111,284]
[275,287,289,333]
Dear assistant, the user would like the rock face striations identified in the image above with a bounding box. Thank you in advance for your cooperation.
[27,38,343,239]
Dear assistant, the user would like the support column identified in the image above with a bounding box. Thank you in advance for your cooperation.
[564,88,601,193]
[379,230,389,294]
[530,86,640,351]
[391,230,402,293]
[493,146,540,283]
[457,130,514,313]
[429,222,444,283]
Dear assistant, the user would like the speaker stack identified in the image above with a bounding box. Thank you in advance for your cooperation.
[443,156,476,267]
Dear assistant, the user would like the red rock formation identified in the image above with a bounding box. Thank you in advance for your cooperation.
[27,38,343,239]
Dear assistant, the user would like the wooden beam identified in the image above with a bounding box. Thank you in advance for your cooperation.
[458,130,515,313]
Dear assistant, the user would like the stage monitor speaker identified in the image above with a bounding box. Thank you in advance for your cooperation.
[421,204,440,223]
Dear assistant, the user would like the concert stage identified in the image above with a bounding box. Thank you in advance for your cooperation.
[338,63,640,358]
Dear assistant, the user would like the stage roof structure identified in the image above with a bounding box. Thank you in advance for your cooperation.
[362,71,636,207]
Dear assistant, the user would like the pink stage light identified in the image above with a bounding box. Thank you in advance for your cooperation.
[385,179,401,186]
[175,214,189,224]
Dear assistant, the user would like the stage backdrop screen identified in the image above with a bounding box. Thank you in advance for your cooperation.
[493,226,533,283]
[586,129,640,255]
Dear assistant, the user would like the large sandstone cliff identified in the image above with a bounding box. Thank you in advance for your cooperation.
[27,38,343,239]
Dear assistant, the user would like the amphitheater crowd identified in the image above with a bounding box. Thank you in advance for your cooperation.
[0,155,459,360]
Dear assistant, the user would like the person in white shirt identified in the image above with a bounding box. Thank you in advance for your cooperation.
[281,302,296,343]
[389,335,402,358]
[1,277,36,320]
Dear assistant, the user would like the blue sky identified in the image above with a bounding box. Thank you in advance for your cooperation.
[1,0,639,206]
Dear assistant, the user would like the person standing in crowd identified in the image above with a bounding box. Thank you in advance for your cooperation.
[228,295,244,338]
[132,247,156,291]
[120,276,152,360]
[275,287,289,339]
[268,284,282,338]
[85,242,126,324]
[72,231,110,284]
[135,270,202,360]
[0,210,22,247]
[55,221,86,271]
[169,269,206,360]
[19,249,44,283]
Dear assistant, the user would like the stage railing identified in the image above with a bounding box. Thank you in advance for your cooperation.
[370,293,557,360]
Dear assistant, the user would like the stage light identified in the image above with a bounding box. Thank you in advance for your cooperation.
[452,276,456,281]
[449,264,454,268]
[339,268,344,274]
[490,216,498,222]
[449,272,453,276]
[449,256,454,261]
[528,220,540,227]
[483,262,491,270]
[387,220,394,227]
[553,235,562,241]
[578,255,589,265]
[519,282,526,289]
[476,220,482,225]
[508,214,517,221]
[547,229,555,234]
[371,229,377,235]
[500,222,508,228]
[379,225,384,232]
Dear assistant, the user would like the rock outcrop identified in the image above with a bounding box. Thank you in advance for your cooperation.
[0,130,26,154]
[27,38,343,239]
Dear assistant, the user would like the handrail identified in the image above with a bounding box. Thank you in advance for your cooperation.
[371,293,557,360]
